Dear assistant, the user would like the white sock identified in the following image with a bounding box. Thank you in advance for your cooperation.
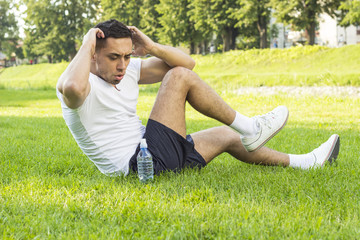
[230,111,259,136]
[289,153,316,169]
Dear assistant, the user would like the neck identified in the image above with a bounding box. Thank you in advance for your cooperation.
[90,62,97,76]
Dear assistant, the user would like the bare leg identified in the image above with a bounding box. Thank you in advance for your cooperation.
[149,67,338,168]
[190,126,289,166]
[149,67,236,138]
[148,67,289,167]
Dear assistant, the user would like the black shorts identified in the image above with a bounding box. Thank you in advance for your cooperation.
[129,119,207,174]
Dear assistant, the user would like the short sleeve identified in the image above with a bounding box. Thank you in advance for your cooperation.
[128,58,142,83]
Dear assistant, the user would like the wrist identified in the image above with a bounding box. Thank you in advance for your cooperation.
[80,42,95,56]
[148,42,163,57]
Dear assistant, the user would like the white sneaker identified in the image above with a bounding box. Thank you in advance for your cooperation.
[241,106,289,152]
[311,134,340,168]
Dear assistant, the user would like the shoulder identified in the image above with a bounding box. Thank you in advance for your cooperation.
[128,58,142,71]
[126,58,142,81]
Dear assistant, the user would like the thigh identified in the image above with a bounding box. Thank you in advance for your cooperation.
[149,67,193,138]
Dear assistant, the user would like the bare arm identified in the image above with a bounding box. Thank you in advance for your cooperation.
[128,26,195,84]
[56,28,105,109]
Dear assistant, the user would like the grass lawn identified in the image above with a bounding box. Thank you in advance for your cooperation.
[2,45,360,90]
[1,85,359,239]
[1,45,360,238]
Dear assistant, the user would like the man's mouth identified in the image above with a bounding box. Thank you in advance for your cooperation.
[115,75,124,81]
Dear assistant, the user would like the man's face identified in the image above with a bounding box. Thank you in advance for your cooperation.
[93,37,132,86]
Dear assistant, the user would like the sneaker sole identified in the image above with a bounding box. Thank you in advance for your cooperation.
[321,134,340,167]
[246,110,289,152]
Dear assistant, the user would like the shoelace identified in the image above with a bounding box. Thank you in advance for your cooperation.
[254,112,275,129]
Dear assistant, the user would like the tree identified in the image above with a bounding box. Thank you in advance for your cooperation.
[272,0,342,45]
[188,0,216,53]
[189,0,240,52]
[100,0,142,26]
[209,0,239,52]
[339,0,360,25]
[230,0,271,49]
[23,0,100,62]
[156,0,202,53]
[0,0,19,58]
[139,0,161,42]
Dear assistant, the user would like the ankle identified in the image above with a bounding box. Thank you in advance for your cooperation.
[230,111,257,136]
[289,153,316,169]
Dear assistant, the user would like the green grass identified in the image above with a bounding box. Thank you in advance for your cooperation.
[1,87,359,239]
[0,62,68,89]
[1,46,360,238]
[1,45,360,90]
[192,45,360,89]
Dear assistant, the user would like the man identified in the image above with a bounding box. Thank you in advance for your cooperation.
[56,19,340,176]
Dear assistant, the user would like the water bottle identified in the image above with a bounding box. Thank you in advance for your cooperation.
[137,138,154,183]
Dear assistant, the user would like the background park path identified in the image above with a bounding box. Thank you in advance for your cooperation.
[234,86,360,97]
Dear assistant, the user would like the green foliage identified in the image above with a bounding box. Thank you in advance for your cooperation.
[339,0,360,25]
[100,0,142,26]
[156,0,199,50]
[271,0,342,45]
[22,0,100,62]
[230,0,271,48]
[189,0,243,52]
[208,0,239,51]
[139,0,161,42]
[188,0,215,37]
[0,0,19,58]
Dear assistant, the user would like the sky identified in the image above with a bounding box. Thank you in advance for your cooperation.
[12,0,27,38]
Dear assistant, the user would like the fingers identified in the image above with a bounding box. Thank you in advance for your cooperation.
[127,26,138,31]
[94,28,105,39]
[127,26,141,37]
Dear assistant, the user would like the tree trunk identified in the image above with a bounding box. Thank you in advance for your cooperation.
[230,27,238,50]
[47,55,53,63]
[257,12,267,49]
[222,27,232,52]
[306,21,316,45]
[196,43,201,54]
[304,3,317,46]
[203,40,208,54]
[190,41,196,54]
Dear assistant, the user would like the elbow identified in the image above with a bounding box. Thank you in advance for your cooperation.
[188,58,196,70]
[61,79,88,102]
[63,81,86,99]
[60,81,88,109]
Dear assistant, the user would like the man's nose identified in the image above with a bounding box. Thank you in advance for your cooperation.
[116,59,125,71]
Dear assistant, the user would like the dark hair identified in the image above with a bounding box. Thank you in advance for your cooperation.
[94,19,132,51]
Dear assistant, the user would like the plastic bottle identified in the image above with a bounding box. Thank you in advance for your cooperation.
[137,138,154,183]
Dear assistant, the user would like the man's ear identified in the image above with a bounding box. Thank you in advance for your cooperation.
[91,52,96,62]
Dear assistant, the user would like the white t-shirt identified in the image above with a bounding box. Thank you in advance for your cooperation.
[57,58,145,176]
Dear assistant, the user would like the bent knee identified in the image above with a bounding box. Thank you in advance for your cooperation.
[168,66,194,76]
[164,66,198,83]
